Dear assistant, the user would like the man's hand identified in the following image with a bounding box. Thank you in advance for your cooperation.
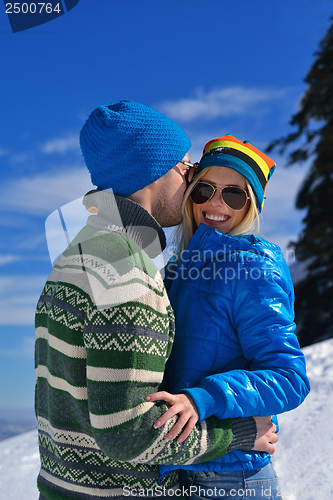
[253,416,278,455]
[145,391,199,443]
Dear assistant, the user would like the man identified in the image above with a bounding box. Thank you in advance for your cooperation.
[35,100,277,500]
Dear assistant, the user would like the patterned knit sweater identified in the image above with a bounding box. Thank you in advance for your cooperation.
[35,192,256,500]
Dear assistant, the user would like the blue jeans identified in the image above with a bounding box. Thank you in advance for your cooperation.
[179,462,282,500]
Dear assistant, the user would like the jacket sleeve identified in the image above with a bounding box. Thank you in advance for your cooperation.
[82,257,257,465]
[182,256,311,422]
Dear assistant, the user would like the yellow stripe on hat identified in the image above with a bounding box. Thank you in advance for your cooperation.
[205,139,271,181]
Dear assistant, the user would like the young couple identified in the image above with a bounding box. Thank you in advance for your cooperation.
[35,100,309,500]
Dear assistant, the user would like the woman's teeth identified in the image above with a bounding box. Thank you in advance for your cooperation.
[205,214,228,222]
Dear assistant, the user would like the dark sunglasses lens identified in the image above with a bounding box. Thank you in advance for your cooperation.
[190,183,215,204]
[222,187,247,210]
[185,167,194,187]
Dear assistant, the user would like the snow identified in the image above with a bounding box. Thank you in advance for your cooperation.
[0,338,332,500]
[0,428,39,499]
[273,338,333,500]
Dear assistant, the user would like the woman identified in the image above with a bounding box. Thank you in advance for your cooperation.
[145,135,310,499]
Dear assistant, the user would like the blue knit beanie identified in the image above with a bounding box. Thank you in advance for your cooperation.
[79,100,191,195]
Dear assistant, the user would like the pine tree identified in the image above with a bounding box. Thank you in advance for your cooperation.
[267,17,333,347]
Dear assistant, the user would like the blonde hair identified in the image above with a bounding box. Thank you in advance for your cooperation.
[174,167,260,253]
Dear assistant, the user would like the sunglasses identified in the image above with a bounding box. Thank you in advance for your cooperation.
[190,182,250,210]
[181,160,199,188]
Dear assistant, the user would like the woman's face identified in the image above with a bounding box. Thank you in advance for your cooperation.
[192,166,250,234]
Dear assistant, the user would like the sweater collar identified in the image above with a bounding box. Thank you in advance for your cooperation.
[83,190,166,259]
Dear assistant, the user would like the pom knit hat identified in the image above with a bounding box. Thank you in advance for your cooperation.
[197,135,276,212]
[79,100,191,196]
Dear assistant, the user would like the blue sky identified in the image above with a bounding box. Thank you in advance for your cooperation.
[0,0,332,416]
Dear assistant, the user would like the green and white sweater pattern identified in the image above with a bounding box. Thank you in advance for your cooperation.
[35,194,256,500]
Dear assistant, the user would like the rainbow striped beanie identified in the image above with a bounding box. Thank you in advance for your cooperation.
[197,135,276,212]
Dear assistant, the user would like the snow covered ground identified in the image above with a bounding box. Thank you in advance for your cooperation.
[0,338,332,500]
[0,427,39,500]
[273,338,333,500]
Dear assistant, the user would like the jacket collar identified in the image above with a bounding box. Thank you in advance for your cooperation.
[83,190,166,259]
[186,223,274,260]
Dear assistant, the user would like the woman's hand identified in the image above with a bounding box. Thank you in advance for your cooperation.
[145,391,199,443]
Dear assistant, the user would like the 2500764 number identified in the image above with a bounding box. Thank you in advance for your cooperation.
[277,486,331,496]
[5,3,61,13]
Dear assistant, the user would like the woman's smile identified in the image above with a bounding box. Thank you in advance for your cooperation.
[192,166,249,234]
[203,211,230,223]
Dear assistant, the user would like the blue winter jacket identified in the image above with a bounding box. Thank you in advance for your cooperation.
[160,224,310,475]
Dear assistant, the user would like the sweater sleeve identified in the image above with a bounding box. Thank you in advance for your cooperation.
[182,258,310,422]
[82,244,257,464]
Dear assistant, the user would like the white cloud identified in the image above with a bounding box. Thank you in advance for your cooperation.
[40,134,79,154]
[0,275,48,325]
[0,255,22,266]
[260,160,308,259]
[7,134,79,165]
[1,167,93,216]
[0,252,49,263]
[157,86,291,123]
[15,234,49,252]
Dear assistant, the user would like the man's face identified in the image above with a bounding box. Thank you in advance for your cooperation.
[151,153,190,227]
